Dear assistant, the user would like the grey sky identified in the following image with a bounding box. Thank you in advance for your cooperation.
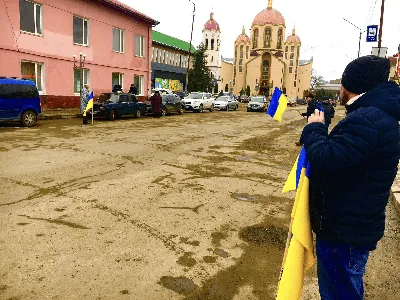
[123,0,399,81]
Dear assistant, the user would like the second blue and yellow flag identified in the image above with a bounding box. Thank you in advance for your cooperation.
[267,87,289,122]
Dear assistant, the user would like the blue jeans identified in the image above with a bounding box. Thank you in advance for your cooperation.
[316,238,376,300]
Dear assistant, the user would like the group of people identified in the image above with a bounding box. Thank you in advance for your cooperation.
[298,55,400,299]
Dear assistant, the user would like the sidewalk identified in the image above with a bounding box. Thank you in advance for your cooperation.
[39,108,80,120]
[392,169,400,215]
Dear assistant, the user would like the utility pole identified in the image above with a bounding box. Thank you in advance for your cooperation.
[377,0,385,56]
[343,18,365,58]
[185,0,195,94]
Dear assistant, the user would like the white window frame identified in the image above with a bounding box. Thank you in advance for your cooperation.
[113,27,124,53]
[20,0,43,36]
[135,35,145,58]
[134,75,144,96]
[73,15,89,46]
[112,72,124,89]
[21,60,44,94]
[73,68,90,95]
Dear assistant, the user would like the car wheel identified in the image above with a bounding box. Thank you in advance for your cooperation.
[108,110,116,121]
[161,108,167,116]
[199,105,204,113]
[234,105,238,111]
[21,110,36,127]
[134,110,141,118]
[209,104,214,112]
[178,108,183,115]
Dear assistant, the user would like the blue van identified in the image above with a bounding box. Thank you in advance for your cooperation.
[0,77,41,127]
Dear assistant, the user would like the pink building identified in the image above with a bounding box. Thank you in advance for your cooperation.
[0,0,158,108]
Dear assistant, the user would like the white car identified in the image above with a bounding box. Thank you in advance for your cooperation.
[214,96,239,111]
[184,92,215,113]
[247,96,268,112]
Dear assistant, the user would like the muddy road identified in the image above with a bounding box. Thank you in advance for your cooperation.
[1,106,399,299]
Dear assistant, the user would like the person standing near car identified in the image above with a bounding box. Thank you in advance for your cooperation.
[129,83,137,95]
[320,96,335,127]
[80,84,90,125]
[150,90,162,118]
[301,55,400,300]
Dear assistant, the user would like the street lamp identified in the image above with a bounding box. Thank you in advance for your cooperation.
[185,0,195,93]
[343,18,367,58]
[73,52,86,104]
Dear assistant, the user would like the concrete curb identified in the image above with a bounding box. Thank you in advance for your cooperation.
[39,113,80,120]
[392,191,400,216]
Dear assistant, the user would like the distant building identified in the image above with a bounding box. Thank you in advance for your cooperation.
[151,31,196,92]
[0,0,158,108]
[202,13,222,93]
[219,0,312,98]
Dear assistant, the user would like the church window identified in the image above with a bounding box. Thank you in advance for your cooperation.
[291,46,295,52]
[240,45,244,58]
[253,28,258,48]
[239,59,243,72]
[246,46,249,59]
[290,60,293,67]
[235,45,238,59]
[285,46,288,53]
[211,39,215,50]
[234,67,236,79]
[294,81,297,87]
[289,67,293,73]
[290,53,294,59]
[297,47,300,57]
[277,28,283,49]
[205,39,209,49]
[211,56,213,62]
[262,60,269,81]
[264,27,271,48]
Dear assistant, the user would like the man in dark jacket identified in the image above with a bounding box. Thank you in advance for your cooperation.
[301,55,400,299]
[320,96,335,127]
[302,93,318,120]
[129,84,137,95]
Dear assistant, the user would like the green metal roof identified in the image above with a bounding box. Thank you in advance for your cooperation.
[152,30,196,53]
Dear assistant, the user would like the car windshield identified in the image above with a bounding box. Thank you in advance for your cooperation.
[216,96,229,102]
[251,97,264,103]
[108,94,119,103]
[187,93,202,99]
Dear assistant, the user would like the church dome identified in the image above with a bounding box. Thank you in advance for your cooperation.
[203,13,220,32]
[235,26,250,44]
[252,1,285,27]
[285,28,301,44]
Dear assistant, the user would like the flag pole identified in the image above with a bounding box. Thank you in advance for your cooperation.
[279,218,293,280]
[92,105,94,124]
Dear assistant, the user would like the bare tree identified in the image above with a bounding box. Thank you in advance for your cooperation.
[310,69,325,90]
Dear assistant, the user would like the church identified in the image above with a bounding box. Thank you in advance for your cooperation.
[202,0,313,99]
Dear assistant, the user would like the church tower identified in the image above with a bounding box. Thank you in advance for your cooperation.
[202,12,221,92]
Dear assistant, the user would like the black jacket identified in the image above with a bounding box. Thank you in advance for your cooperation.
[129,86,138,95]
[301,82,400,246]
[321,102,335,126]
[302,99,319,119]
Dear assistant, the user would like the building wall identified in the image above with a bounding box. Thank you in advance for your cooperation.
[250,25,286,51]
[297,62,313,98]
[283,43,300,99]
[203,29,220,83]
[220,60,233,93]
[0,0,153,107]
[269,56,284,94]
[245,56,263,96]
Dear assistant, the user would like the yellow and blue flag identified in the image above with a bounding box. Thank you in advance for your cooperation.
[277,147,315,300]
[83,92,94,117]
[267,87,289,122]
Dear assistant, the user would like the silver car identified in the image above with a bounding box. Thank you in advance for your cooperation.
[214,96,239,111]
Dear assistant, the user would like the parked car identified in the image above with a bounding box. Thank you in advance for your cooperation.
[288,98,297,107]
[175,91,185,99]
[90,93,146,120]
[214,96,239,111]
[296,98,307,105]
[184,92,215,113]
[247,96,268,112]
[0,77,41,127]
[144,93,184,116]
[239,95,250,103]
[151,88,174,96]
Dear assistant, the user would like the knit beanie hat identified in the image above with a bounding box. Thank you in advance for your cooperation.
[341,55,390,95]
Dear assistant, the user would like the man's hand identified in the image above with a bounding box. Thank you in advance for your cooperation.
[308,109,325,124]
